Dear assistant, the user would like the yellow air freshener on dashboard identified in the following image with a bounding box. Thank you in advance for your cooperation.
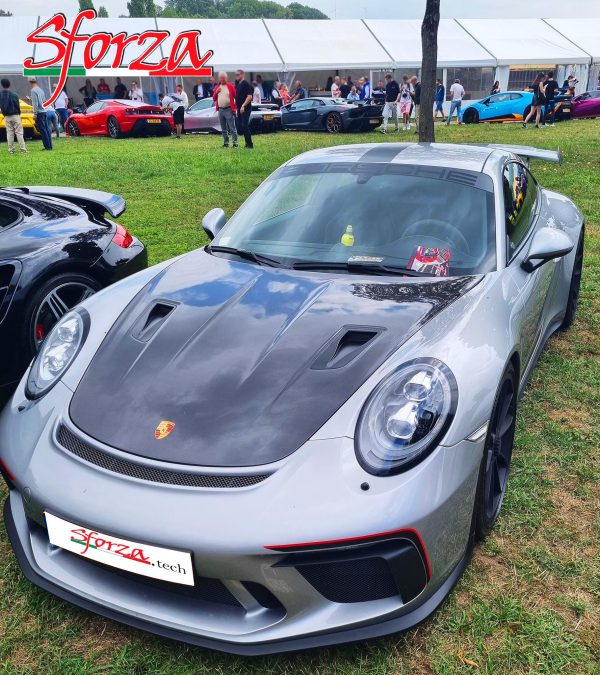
[341,225,355,246]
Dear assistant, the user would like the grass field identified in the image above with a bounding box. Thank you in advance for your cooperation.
[0,120,598,674]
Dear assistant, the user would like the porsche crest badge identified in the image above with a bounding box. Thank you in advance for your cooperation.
[155,421,175,440]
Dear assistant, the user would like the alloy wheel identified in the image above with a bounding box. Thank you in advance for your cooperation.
[33,282,96,348]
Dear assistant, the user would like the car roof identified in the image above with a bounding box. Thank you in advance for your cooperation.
[286,142,500,173]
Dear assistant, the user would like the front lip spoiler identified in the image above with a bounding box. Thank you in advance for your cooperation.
[4,496,471,656]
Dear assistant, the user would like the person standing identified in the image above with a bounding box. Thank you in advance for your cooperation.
[252,81,262,104]
[53,84,69,131]
[339,77,351,99]
[331,76,341,98]
[78,79,97,106]
[359,76,371,101]
[235,69,254,150]
[279,82,291,105]
[347,86,359,101]
[543,71,559,126]
[434,78,445,121]
[522,72,545,128]
[445,78,465,126]
[171,84,188,139]
[28,77,52,150]
[256,75,267,100]
[271,81,282,107]
[113,77,127,99]
[128,81,144,102]
[193,79,203,101]
[213,72,238,148]
[380,73,400,134]
[290,80,307,102]
[0,79,27,154]
[46,103,60,139]
[399,76,413,131]
[372,80,386,105]
[410,75,421,133]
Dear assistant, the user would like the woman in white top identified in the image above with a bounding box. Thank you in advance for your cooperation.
[129,82,144,103]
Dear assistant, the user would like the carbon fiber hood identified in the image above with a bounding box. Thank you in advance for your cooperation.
[70,249,477,467]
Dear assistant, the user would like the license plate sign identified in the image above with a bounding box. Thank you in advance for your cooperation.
[370,119,380,124]
[263,114,274,120]
[146,119,161,124]
[45,512,194,585]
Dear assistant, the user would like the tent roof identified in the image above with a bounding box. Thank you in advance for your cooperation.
[364,19,495,68]
[263,19,393,71]
[457,18,590,65]
[0,16,37,73]
[158,18,283,72]
[544,18,600,63]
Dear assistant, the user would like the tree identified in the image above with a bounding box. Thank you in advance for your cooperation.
[0,8,13,15]
[79,0,96,10]
[419,0,440,143]
[98,5,109,16]
[161,0,328,19]
[127,0,157,16]
[286,2,328,19]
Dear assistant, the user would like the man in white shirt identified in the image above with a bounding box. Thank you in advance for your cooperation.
[331,76,341,98]
[445,79,465,126]
[164,84,188,139]
[53,84,69,131]
[252,81,262,104]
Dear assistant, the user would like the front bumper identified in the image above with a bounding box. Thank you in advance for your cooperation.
[0,382,482,654]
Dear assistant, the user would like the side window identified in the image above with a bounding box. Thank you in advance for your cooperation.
[493,93,511,103]
[86,102,103,113]
[502,162,537,259]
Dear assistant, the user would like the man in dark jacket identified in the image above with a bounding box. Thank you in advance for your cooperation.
[0,79,27,154]
[235,69,254,149]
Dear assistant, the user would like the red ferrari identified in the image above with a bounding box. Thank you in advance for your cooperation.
[66,99,174,138]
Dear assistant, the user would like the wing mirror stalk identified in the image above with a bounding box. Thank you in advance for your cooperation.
[521,227,573,272]
[202,208,227,240]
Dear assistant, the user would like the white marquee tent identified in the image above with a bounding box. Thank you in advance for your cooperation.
[2,15,600,102]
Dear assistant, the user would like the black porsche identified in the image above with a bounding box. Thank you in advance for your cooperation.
[281,97,383,133]
[0,186,147,401]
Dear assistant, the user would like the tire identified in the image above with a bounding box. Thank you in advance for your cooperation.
[463,108,479,124]
[474,362,517,540]
[23,273,102,357]
[560,229,584,330]
[67,120,80,137]
[325,112,343,133]
[107,116,121,139]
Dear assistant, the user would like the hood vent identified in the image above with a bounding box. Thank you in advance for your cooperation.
[132,301,177,342]
[312,326,383,370]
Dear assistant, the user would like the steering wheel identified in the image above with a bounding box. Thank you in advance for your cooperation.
[402,219,470,254]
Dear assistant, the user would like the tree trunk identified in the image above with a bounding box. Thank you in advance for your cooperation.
[419,0,441,142]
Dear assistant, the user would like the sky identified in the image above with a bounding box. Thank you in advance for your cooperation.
[7,0,600,19]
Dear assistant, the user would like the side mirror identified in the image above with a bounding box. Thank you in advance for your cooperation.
[521,227,573,272]
[202,208,227,240]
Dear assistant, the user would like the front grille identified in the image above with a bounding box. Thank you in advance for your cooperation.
[57,425,270,488]
[297,557,398,603]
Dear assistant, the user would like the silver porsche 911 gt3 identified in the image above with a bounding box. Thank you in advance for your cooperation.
[0,143,584,655]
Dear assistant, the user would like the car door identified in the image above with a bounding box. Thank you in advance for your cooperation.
[81,102,106,134]
[483,93,511,121]
[283,99,316,128]
[502,161,556,369]
[185,98,218,131]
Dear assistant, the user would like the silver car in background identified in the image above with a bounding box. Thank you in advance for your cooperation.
[184,98,281,134]
[0,143,584,655]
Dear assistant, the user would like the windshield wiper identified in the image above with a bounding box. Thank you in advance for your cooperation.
[207,245,284,268]
[291,260,433,277]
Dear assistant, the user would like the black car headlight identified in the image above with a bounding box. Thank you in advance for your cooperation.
[26,309,89,399]
[356,358,458,476]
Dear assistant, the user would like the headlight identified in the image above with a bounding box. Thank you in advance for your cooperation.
[26,309,89,399]
[356,358,457,476]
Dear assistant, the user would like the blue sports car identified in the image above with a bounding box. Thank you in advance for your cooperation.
[461,91,534,124]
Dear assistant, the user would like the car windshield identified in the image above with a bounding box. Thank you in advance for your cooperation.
[213,163,496,276]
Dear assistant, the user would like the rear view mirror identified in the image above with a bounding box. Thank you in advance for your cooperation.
[202,208,227,240]
[521,227,573,272]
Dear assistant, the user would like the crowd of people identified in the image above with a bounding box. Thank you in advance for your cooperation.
[1,68,594,154]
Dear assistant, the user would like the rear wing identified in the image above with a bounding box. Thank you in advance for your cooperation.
[481,145,562,165]
[24,186,126,217]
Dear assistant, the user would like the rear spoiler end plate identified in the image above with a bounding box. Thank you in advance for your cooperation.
[481,144,562,165]
[24,186,126,217]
